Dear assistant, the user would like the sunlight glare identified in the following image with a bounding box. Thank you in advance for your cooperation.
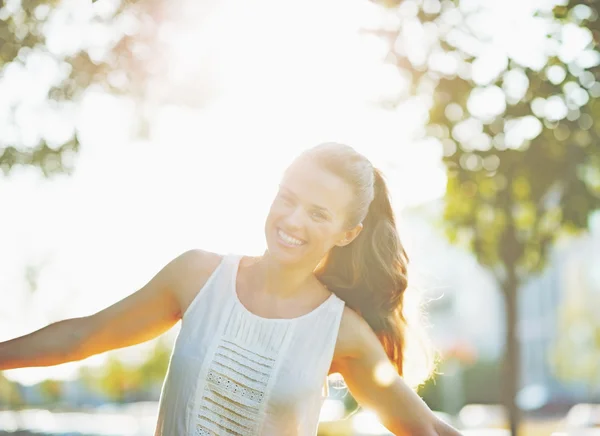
[0,0,449,387]
[373,360,396,387]
[352,409,390,435]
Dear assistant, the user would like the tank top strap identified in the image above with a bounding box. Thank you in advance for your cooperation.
[181,252,240,324]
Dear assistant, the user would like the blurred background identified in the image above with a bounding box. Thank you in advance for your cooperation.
[0,0,599,435]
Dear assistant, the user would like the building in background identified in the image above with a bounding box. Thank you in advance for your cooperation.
[401,200,504,362]
[520,223,600,406]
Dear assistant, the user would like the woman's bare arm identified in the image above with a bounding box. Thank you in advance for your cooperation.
[333,307,463,436]
[0,249,221,370]
[0,317,88,370]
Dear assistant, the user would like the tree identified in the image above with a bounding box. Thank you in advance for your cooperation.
[75,339,172,403]
[38,378,63,406]
[367,0,600,434]
[0,373,25,429]
[76,364,101,405]
[0,372,23,409]
[97,355,142,403]
[138,337,171,393]
[0,0,179,177]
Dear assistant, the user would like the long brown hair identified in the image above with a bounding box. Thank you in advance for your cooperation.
[302,143,435,386]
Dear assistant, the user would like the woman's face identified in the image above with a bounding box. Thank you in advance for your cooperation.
[264,157,361,266]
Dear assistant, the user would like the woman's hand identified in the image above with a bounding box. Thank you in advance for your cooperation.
[331,307,463,436]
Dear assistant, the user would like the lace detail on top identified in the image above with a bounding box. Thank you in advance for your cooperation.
[195,336,277,435]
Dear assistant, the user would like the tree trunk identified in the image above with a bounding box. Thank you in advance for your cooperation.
[503,267,521,436]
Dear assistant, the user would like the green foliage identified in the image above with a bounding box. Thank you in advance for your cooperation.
[0,372,24,409]
[75,338,172,402]
[38,378,63,405]
[77,364,101,394]
[0,0,163,176]
[420,358,502,410]
[461,359,502,405]
[420,374,444,411]
[369,0,600,277]
[137,337,171,386]
[96,355,142,403]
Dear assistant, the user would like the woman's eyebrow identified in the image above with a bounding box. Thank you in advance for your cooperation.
[279,186,332,214]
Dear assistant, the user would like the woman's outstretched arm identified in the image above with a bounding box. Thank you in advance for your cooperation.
[0,249,221,370]
[333,307,463,436]
[0,317,88,370]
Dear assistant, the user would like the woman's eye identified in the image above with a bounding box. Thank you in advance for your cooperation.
[311,211,327,221]
[278,194,294,205]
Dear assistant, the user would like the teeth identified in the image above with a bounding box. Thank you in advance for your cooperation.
[278,229,305,246]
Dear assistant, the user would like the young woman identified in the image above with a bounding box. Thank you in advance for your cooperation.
[0,143,462,435]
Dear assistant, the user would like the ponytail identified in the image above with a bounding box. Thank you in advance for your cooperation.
[304,143,435,386]
[315,169,409,374]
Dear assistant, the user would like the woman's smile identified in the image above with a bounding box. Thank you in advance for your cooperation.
[276,227,307,248]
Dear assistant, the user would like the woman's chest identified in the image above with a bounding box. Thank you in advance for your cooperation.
[175,331,327,401]
[172,332,326,435]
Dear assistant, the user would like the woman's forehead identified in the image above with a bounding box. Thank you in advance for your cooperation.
[281,159,354,213]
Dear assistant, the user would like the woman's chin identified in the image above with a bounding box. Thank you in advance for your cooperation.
[266,238,308,264]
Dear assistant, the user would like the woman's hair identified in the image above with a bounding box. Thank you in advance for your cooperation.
[301,142,436,387]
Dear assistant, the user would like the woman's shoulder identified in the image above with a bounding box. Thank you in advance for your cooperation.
[166,248,225,282]
[333,306,380,361]
[169,249,225,316]
[177,248,224,273]
[338,306,370,338]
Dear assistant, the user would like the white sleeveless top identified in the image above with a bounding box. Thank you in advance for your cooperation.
[154,254,346,436]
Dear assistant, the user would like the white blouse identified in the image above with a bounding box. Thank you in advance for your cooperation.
[154,254,346,436]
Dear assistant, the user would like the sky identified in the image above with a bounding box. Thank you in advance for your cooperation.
[0,0,588,386]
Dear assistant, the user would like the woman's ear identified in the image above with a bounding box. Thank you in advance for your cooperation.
[336,222,363,247]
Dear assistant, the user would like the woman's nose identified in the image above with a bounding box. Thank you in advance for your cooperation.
[284,207,305,229]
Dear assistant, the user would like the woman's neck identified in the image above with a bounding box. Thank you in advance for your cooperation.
[253,251,320,299]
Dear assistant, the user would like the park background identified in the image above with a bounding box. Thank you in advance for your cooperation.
[1,0,599,435]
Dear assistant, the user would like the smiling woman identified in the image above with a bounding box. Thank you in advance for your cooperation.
[0,143,461,436]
